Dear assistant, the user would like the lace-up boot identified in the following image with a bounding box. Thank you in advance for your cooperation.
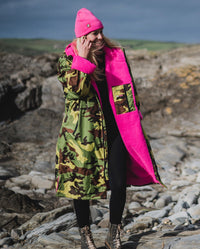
[79,225,97,249]
[105,223,122,249]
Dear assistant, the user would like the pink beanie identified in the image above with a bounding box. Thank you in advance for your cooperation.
[75,8,104,38]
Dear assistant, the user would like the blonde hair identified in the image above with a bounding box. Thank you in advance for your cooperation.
[103,36,121,49]
[73,35,121,81]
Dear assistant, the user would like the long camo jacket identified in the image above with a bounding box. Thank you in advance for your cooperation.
[55,44,162,200]
[55,53,109,200]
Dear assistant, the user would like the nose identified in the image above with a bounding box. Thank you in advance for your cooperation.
[97,32,103,40]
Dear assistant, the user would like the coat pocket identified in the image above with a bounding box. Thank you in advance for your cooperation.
[112,84,136,115]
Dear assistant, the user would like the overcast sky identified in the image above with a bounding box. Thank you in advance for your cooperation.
[0,0,200,43]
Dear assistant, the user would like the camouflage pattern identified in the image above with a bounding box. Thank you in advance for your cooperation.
[112,84,136,115]
[55,53,109,200]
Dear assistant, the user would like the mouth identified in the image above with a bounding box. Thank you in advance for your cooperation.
[92,39,105,48]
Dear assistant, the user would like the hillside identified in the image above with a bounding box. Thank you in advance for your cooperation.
[0,38,187,56]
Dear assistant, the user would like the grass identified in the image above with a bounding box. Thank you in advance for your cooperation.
[0,38,189,56]
[0,38,70,56]
[117,39,187,51]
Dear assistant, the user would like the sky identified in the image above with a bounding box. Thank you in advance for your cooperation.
[0,0,200,43]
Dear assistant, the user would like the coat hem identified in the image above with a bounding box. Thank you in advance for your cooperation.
[56,192,107,200]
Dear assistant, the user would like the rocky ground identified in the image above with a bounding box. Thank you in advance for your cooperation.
[0,44,200,248]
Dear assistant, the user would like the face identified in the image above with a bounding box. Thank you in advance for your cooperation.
[86,29,103,43]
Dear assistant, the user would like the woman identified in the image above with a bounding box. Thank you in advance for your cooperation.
[55,8,162,249]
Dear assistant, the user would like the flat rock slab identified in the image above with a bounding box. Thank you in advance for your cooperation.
[126,229,200,249]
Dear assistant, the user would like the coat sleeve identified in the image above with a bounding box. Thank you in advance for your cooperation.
[57,53,96,96]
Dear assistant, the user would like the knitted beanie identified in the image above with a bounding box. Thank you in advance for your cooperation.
[75,8,104,38]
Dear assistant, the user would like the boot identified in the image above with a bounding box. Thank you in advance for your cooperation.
[105,223,122,249]
[79,225,97,249]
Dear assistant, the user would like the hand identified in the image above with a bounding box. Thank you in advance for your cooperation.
[76,36,92,59]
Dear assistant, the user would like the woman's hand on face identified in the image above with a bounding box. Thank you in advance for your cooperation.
[77,36,92,59]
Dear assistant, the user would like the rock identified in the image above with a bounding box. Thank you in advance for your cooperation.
[155,138,186,166]
[142,207,170,220]
[142,201,155,208]
[129,231,200,249]
[15,84,42,112]
[33,160,53,174]
[0,213,29,233]
[0,237,13,247]
[91,224,98,230]
[0,108,62,143]
[41,62,53,77]
[161,217,172,225]
[0,141,11,159]
[187,204,200,219]
[155,195,173,208]
[5,171,54,191]
[132,189,158,203]
[128,201,141,210]
[0,232,9,240]
[0,165,19,181]
[173,223,197,231]
[37,233,74,246]
[173,186,200,212]
[24,212,76,240]
[97,212,109,228]
[123,221,135,232]
[10,229,22,240]
[33,54,58,77]
[34,188,46,194]
[166,234,200,249]
[128,186,154,192]
[18,205,73,232]
[180,159,200,178]
[171,180,191,189]
[125,216,157,232]
[90,205,104,223]
[40,76,64,114]
[173,199,189,213]
[0,187,43,213]
[171,192,180,202]
[168,211,190,225]
[181,168,197,176]
[30,173,54,190]
[68,226,79,236]
[5,175,32,189]
[10,69,31,83]
[196,172,200,183]
[66,227,81,242]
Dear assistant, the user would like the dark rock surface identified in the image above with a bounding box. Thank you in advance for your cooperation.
[0,45,200,248]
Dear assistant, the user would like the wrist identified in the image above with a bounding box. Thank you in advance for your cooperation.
[78,52,88,59]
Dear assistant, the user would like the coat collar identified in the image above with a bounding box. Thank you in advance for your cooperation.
[65,41,78,56]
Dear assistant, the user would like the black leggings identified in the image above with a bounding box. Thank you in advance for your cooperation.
[73,135,127,227]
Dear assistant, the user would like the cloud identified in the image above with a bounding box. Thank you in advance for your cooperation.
[0,0,200,42]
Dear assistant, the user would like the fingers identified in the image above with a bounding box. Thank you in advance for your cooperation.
[76,37,91,58]
[81,37,91,48]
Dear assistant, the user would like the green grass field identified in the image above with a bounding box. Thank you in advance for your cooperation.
[0,38,189,56]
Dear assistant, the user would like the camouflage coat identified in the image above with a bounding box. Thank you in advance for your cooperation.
[55,42,162,200]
